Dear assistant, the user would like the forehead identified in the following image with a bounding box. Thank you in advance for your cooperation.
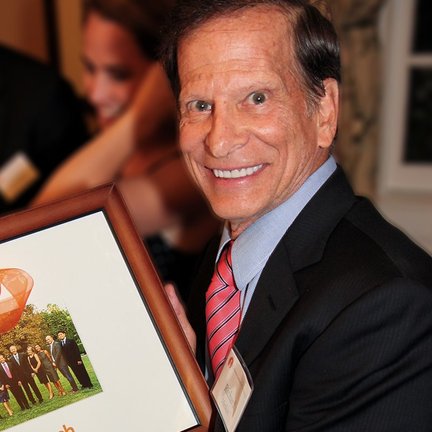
[178,6,296,86]
[83,11,144,62]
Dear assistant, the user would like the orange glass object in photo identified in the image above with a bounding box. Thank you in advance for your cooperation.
[0,268,34,333]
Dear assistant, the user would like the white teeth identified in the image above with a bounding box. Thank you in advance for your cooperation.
[213,164,263,179]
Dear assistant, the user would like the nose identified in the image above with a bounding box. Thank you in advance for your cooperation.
[85,74,109,107]
[205,104,247,158]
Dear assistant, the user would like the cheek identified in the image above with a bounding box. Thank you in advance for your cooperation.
[82,72,93,94]
[115,82,136,106]
[250,115,294,168]
[250,103,297,144]
[179,121,205,154]
[181,152,202,188]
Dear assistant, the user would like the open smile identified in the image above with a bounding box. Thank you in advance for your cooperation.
[212,164,263,179]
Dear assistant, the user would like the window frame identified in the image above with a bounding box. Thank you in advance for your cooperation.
[378,0,432,193]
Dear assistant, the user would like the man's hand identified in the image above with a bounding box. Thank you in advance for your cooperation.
[165,283,197,355]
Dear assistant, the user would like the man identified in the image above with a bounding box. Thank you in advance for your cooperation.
[9,345,43,404]
[57,331,92,389]
[161,1,432,431]
[45,335,79,393]
[0,354,30,411]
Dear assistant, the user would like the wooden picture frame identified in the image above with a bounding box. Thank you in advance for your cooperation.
[0,184,211,431]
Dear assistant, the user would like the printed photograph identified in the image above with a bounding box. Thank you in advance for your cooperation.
[0,268,102,430]
[0,210,202,431]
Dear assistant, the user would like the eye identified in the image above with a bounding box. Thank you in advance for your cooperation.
[249,91,266,105]
[188,100,212,112]
[82,58,95,75]
[108,68,133,82]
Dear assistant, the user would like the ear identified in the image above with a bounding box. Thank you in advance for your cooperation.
[317,78,339,149]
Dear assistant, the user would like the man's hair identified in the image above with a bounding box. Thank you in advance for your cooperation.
[83,0,176,61]
[160,0,340,110]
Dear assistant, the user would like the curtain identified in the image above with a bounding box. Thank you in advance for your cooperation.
[329,0,387,197]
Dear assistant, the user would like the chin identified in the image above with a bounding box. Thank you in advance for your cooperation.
[210,202,257,227]
[98,116,117,130]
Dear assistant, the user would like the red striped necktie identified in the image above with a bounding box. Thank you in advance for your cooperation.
[206,241,241,379]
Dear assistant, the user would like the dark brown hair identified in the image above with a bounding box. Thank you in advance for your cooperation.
[160,0,340,110]
[83,0,175,61]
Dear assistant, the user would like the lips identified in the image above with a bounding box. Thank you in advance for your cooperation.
[97,104,126,126]
[0,268,34,334]
[212,164,263,179]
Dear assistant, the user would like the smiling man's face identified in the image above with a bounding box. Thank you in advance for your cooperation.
[177,6,337,237]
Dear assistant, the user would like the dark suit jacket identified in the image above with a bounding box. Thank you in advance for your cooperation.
[9,353,32,381]
[0,361,17,386]
[0,44,88,214]
[60,338,82,365]
[49,342,68,370]
[188,167,432,432]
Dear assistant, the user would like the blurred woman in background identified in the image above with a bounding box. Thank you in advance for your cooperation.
[33,0,220,300]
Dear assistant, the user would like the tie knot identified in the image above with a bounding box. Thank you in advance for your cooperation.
[213,240,234,287]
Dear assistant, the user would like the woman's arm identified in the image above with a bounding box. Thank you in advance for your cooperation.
[44,350,54,364]
[32,62,176,206]
[28,356,36,373]
[34,354,42,372]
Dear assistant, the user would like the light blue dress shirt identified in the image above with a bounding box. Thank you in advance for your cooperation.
[216,156,337,320]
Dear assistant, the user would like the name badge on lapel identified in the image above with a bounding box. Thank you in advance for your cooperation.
[211,346,253,432]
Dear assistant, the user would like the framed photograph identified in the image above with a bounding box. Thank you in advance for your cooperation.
[0,184,211,431]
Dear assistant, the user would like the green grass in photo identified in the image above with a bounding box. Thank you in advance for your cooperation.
[0,356,102,430]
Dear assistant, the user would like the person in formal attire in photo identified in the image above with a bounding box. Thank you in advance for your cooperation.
[0,354,30,411]
[160,1,432,430]
[0,375,13,417]
[32,0,221,301]
[34,343,66,396]
[8,345,43,404]
[57,331,92,389]
[26,346,54,399]
[0,44,88,214]
[45,335,78,393]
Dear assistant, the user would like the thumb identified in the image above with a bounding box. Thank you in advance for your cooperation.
[165,283,197,355]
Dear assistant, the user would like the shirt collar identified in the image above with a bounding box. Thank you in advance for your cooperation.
[218,156,336,290]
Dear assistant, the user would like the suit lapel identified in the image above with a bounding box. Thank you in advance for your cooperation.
[187,237,220,371]
[283,166,356,272]
[236,242,298,366]
[236,167,356,367]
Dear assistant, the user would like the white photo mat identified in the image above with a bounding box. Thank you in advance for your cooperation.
[0,185,211,432]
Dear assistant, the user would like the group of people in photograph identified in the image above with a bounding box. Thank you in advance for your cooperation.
[0,331,92,418]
